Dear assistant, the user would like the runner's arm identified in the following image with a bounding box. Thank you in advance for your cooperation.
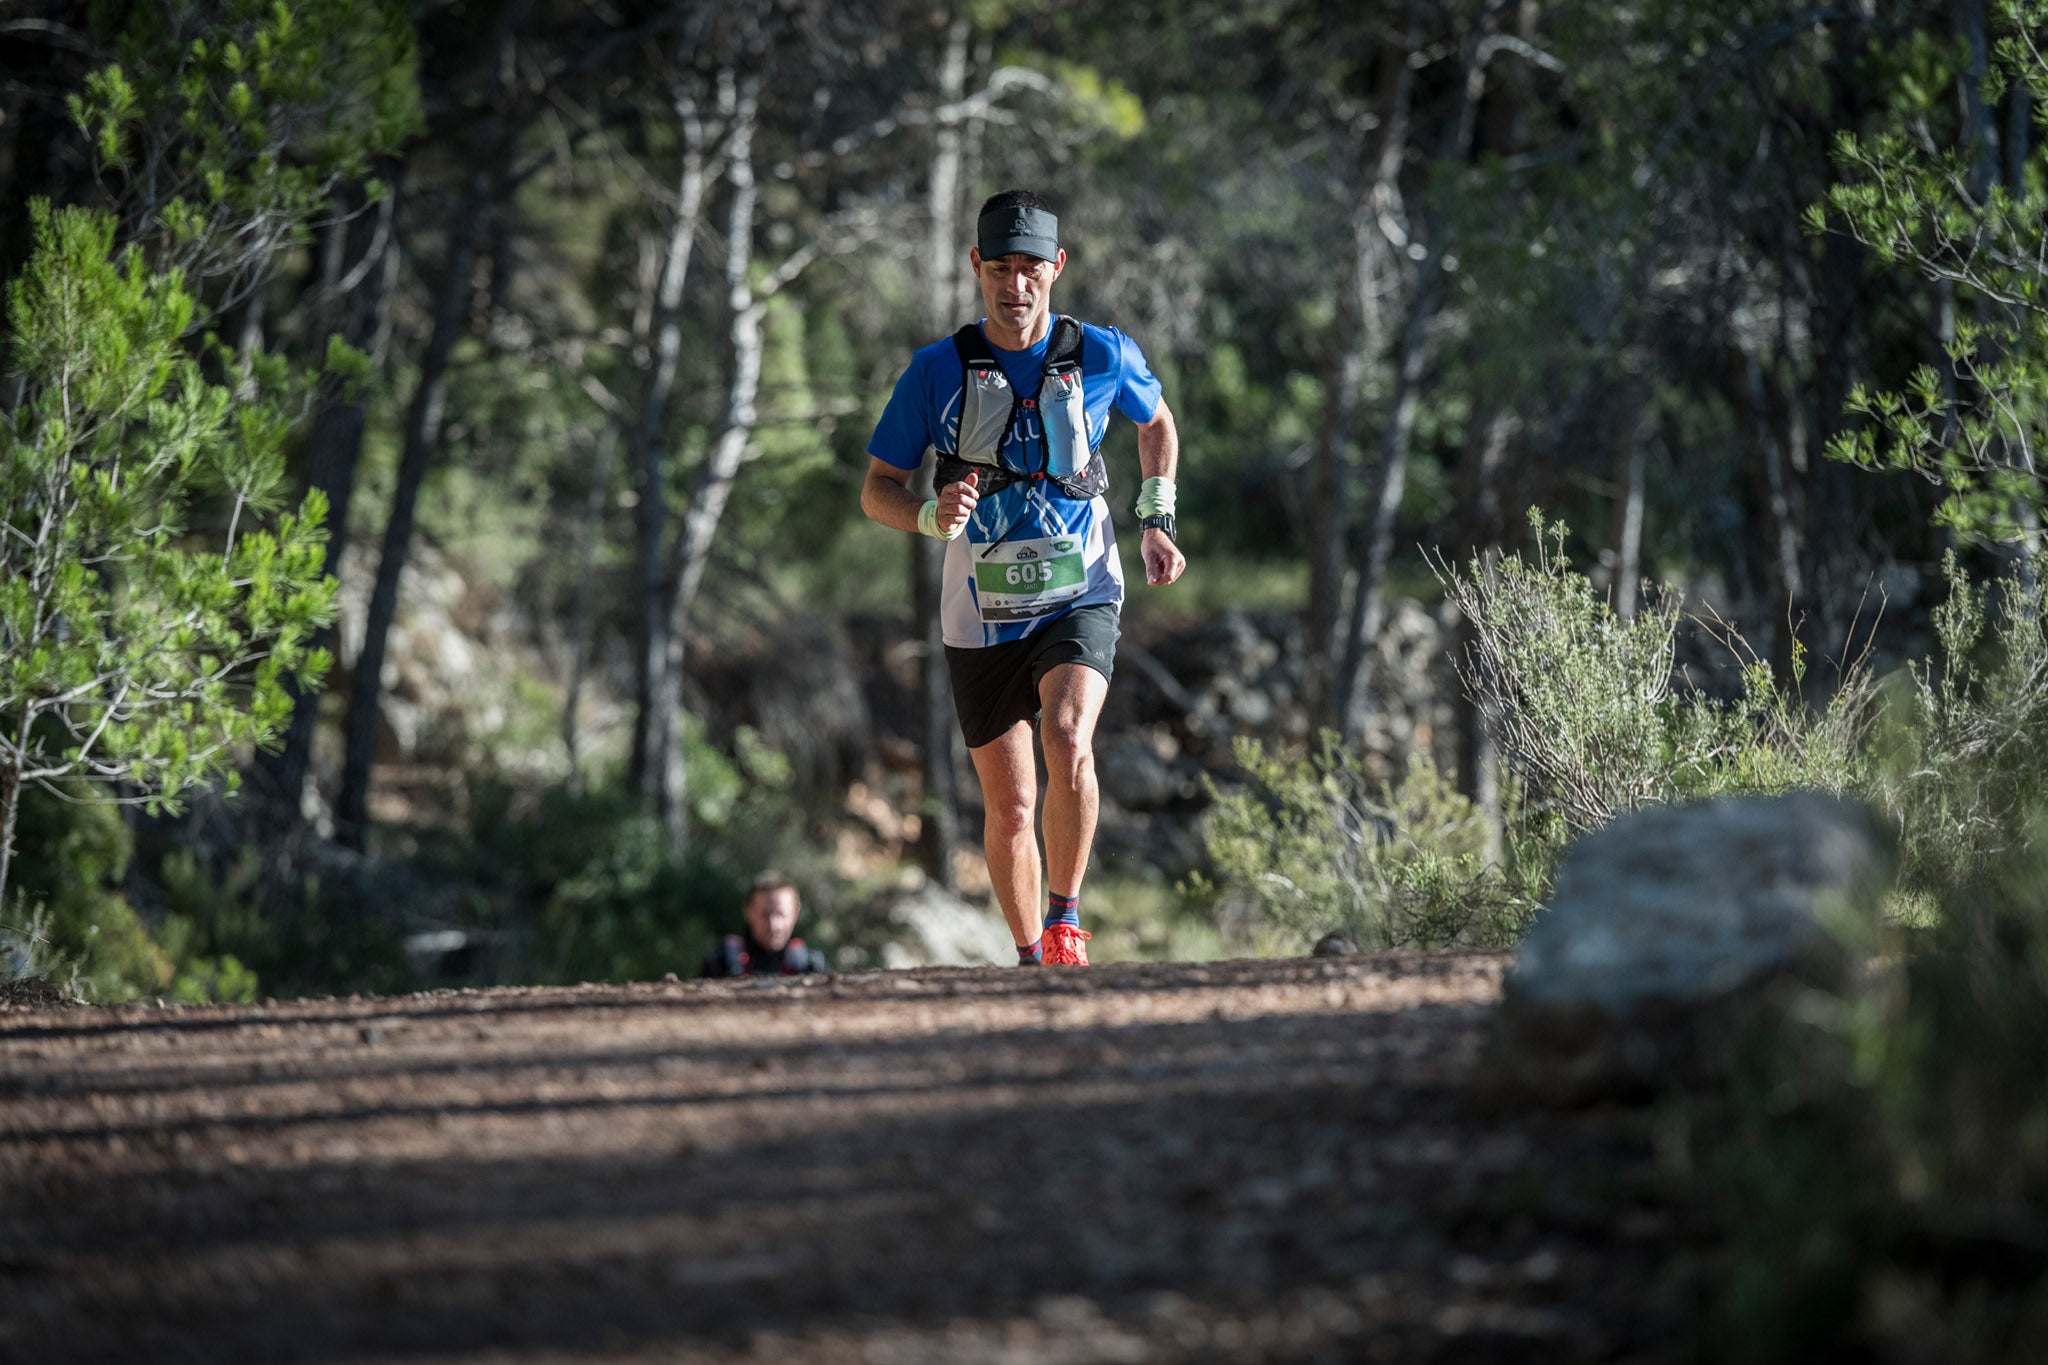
[1135,402,1186,586]
[1136,399,1179,484]
[861,457,979,538]
[861,459,926,534]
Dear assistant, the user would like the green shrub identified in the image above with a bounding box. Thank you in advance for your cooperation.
[155,846,412,1000]
[2,784,171,1000]
[1204,511,1883,955]
[1,781,413,1002]
[1873,553,2048,894]
[1437,510,1882,828]
[1201,737,1544,951]
[1434,513,1686,833]
[451,769,803,984]
[1081,872,1228,964]
[489,784,731,984]
[1417,522,2048,1354]
[1704,813,2048,1361]
[1442,516,2048,907]
[437,701,891,981]
[1207,519,2048,961]
[1,905,80,996]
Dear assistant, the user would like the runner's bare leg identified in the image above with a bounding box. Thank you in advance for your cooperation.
[968,720,1043,947]
[1037,662,1109,901]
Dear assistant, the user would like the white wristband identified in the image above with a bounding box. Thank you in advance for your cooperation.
[918,498,959,541]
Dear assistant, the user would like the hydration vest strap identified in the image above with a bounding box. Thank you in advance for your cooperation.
[952,315,1083,386]
[725,932,811,976]
[944,317,1102,500]
[719,933,750,975]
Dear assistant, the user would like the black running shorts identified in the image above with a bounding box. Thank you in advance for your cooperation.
[943,603,1120,750]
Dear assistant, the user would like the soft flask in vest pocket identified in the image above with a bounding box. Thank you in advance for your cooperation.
[955,363,1013,465]
[1038,364,1091,481]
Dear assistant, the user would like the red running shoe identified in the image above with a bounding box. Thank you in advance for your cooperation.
[1042,923,1091,965]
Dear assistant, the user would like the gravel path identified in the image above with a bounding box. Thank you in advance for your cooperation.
[1,954,1686,1363]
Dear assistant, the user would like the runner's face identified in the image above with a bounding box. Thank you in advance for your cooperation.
[744,888,800,951]
[972,249,1064,338]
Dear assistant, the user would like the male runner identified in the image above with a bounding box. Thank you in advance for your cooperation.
[698,873,828,978]
[861,189,1185,966]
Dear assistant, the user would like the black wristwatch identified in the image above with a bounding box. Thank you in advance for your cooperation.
[1140,513,1176,542]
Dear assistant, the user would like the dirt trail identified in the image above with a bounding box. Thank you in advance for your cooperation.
[1,954,1685,1363]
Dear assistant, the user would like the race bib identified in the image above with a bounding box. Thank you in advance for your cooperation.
[973,534,1089,623]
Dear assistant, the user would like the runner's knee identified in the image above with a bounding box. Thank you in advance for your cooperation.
[1041,720,1094,784]
[985,793,1035,840]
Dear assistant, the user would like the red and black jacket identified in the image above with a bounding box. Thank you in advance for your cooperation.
[699,932,827,979]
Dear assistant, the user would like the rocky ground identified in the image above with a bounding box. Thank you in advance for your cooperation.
[1,954,1694,1364]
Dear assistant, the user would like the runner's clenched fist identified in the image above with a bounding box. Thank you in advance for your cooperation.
[936,469,979,539]
[1142,527,1185,586]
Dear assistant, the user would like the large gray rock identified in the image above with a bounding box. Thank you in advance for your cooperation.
[874,884,1018,969]
[1490,791,1894,1099]
[1098,736,1190,811]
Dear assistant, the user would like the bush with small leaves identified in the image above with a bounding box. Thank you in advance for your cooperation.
[1873,553,2048,894]
[1202,737,1544,952]
[1433,512,1687,834]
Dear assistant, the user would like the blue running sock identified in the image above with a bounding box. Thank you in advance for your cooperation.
[1046,892,1080,930]
[1017,939,1043,965]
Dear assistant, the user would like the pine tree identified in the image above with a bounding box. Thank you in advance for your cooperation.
[1814,0,2048,547]
[0,202,337,911]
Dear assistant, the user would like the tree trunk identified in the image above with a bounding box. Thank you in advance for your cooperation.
[253,182,396,850]
[563,425,619,789]
[1311,24,1414,733]
[1605,367,1648,622]
[1737,338,1806,686]
[1799,0,1874,687]
[1333,264,1439,744]
[335,0,530,849]
[1329,0,1500,743]
[335,175,496,848]
[650,73,764,853]
[1454,408,1511,859]
[2003,62,2041,567]
[956,31,994,325]
[1954,0,1999,201]
[628,86,716,796]
[1307,200,1374,719]
[912,12,971,891]
[234,287,267,399]
[0,722,23,916]
[2005,74,2030,195]
[1951,0,2041,563]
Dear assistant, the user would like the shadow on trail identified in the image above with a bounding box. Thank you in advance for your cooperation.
[2,1001,1481,1163]
[2,1006,1663,1365]
[2,953,1678,1363]
[0,965,1488,1108]
[0,951,1504,1044]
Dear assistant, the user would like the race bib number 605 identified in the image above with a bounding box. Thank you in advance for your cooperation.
[974,535,1089,623]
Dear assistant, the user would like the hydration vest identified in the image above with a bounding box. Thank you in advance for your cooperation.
[934,317,1108,502]
[713,934,819,977]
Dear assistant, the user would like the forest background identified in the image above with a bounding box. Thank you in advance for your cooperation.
[4,0,2048,1004]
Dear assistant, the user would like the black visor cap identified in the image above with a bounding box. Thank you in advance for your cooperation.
[977,206,1059,262]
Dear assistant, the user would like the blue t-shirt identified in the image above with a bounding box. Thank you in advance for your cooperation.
[868,319,1162,648]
